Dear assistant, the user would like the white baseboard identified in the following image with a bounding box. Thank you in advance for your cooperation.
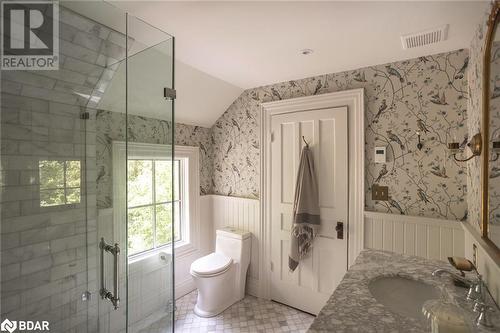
[176,276,259,300]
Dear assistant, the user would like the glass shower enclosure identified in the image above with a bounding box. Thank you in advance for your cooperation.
[0,2,175,332]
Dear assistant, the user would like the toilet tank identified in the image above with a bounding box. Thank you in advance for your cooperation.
[215,227,251,263]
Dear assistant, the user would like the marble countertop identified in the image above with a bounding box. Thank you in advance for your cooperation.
[308,249,500,333]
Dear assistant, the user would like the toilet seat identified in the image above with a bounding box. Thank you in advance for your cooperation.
[191,253,232,277]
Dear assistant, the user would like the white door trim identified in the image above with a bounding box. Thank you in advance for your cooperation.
[259,88,365,299]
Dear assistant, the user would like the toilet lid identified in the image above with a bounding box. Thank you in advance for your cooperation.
[191,253,232,276]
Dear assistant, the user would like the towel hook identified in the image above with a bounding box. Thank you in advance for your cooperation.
[302,136,309,147]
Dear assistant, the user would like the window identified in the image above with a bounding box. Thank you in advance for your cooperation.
[39,160,81,207]
[112,142,200,261]
[127,159,182,256]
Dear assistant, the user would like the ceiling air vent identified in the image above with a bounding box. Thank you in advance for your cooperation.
[401,24,448,49]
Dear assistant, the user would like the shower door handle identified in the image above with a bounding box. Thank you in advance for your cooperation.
[100,238,120,309]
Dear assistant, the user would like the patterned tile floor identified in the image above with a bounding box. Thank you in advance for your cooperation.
[139,291,314,333]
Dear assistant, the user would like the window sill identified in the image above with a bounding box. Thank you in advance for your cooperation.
[128,239,199,264]
[128,245,173,265]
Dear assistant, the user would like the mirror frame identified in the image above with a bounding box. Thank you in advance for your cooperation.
[482,1,500,252]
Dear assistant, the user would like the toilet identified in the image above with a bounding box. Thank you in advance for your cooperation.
[190,227,252,317]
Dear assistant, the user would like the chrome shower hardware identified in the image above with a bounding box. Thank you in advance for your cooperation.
[100,238,120,309]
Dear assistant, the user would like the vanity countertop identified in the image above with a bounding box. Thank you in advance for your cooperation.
[308,249,500,333]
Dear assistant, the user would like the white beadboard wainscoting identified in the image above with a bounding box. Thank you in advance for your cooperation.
[209,195,261,296]
[101,193,498,309]
[364,211,465,260]
[206,197,469,299]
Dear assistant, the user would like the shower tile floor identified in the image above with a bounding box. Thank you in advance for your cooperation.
[140,290,314,333]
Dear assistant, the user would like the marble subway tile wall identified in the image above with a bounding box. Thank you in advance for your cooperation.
[0,99,98,332]
[212,49,469,221]
[96,110,213,209]
[0,6,127,332]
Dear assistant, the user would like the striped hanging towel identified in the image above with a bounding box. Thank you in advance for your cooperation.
[288,145,320,272]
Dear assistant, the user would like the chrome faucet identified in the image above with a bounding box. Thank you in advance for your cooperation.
[431,268,472,286]
[467,274,485,302]
[474,300,494,329]
[432,269,495,329]
[432,268,484,300]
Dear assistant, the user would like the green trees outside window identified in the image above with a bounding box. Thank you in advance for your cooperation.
[39,160,81,207]
[127,159,180,256]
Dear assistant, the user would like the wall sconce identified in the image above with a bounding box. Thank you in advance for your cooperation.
[448,133,482,162]
[416,131,423,151]
[491,141,500,162]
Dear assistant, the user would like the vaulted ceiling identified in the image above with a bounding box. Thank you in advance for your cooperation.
[78,1,489,127]
[115,1,487,88]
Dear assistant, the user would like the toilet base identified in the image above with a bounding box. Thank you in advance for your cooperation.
[193,302,232,318]
[193,292,246,318]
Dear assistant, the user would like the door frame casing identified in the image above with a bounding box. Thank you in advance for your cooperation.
[259,88,365,299]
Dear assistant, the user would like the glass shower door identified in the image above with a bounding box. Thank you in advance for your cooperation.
[88,7,175,333]
[0,1,131,332]
[124,14,175,333]
[0,1,175,332]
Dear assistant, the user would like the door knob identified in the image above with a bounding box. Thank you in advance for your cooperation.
[335,222,344,239]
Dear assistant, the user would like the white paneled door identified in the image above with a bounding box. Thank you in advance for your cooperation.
[270,107,348,315]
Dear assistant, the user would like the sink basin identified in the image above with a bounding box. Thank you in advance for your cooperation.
[368,276,440,320]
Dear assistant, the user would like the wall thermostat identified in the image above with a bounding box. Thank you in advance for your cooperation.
[374,146,386,164]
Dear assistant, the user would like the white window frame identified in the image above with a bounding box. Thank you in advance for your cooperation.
[112,142,201,263]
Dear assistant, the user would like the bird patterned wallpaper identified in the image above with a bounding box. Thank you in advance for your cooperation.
[212,49,470,221]
[96,110,213,209]
[467,6,489,230]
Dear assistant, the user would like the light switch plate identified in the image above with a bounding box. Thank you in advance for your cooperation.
[375,146,387,163]
[372,185,389,201]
